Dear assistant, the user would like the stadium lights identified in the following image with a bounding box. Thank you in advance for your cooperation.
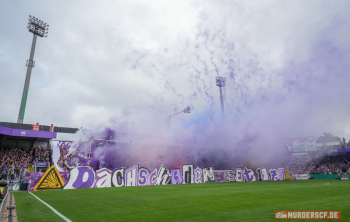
[27,15,49,37]
[183,106,191,113]
[17,16,49,123]
[167,106,191,134]
[216,77,226,117]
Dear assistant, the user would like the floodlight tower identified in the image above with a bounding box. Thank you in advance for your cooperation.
[167,106,191,134]
[17,15,49,123]
[216,77,226,117]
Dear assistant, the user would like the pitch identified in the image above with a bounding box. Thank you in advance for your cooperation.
[13,180,349,222]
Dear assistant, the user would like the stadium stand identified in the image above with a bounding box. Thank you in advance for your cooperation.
[0,146,50,180]
[311,154,349,175]
[0,123,57,180]
[281,153,350,175]
[0,122,79,134]
[0,122,80,181]
[0,122,33,130]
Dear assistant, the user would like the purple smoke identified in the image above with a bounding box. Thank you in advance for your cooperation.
[69,2,349,171]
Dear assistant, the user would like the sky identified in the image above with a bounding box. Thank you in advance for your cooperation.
[1,0,350,155]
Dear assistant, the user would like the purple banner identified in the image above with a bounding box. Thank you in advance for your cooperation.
[28,172,70,191]
[0,125,56,139]
[0,126,12,135]
[51,141,89,172]
[35,162,49,167]
[29,164,287,191]
[9,180,22,185]
[335,148,350,152]
[28,172,45,191]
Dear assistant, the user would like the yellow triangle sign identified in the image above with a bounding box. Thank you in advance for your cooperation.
[34,165,64,191]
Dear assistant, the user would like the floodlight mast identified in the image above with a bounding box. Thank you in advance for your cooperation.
[17,15,49,123]
[216,77,226,118]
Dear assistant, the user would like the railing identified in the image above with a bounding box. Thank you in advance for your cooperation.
[0,186,8,222]
[0,173,9,181]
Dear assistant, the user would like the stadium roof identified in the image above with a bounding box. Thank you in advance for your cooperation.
[0,125,56,141]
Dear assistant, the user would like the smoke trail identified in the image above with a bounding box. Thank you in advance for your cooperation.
[66,1,350,171]
[184,53,216,120]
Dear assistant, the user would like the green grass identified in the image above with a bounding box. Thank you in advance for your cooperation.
[13,180,350,222]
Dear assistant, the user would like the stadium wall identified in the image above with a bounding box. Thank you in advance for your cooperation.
[28,165,288,191]
[310,174,340,179]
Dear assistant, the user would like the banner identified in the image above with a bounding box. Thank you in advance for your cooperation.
[11,183,21,192]
[28,171,70,191]
[0,125,56,139]
[291,153,309,157]
[9,180,21,185]
[35,162,48,167]
[33,124,39,131]
[34,165,64,191]
[51,141,89,172]
[316,141,341,148]
[284,137,316,152]
[284,168,292,180]
[22,176,30,181]
[29,164,286,191]
[293,174,310,180]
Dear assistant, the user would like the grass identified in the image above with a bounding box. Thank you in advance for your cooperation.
[13,180,350,222]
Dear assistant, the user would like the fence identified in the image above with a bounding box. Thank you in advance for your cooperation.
[0,186,8,222]
[0,174,10,182]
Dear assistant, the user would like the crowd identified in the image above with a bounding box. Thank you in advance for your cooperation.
[57,142,89,172]
[57,142,71,172]
[311,154,349,175]
[0,146,50,179]
[280,155,316,174]
[281,153,350,175]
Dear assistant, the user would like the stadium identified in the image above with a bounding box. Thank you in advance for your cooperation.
[1,1,350,222]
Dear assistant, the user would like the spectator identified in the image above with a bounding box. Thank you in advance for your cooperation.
[280,153,350,175]
[0,146,51,179]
